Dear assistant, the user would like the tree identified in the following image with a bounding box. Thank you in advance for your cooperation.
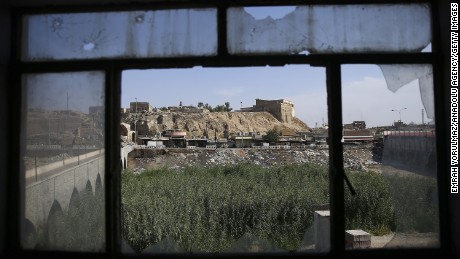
[224,102,232,112]
[203,103,213,111]
[263,128,280,143]
[197,102,204,108]
[213,105,226,112]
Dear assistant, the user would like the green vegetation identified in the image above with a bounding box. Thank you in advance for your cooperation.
[344,171,395,235]
[197,101,233,112]
[384,174,439,233]
[262,128,280,143]
[121,164,431,253]
[122,163,328,252]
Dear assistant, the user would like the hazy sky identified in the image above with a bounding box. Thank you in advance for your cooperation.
[122,64,432,128]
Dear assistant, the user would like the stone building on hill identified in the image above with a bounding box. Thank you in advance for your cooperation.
[240,99,295,123]
[130,102,152,113]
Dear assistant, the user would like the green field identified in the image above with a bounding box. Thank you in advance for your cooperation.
[121,163,439,253]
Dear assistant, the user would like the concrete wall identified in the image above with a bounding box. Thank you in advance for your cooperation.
[25,149,104,180]
[25,154,104,230]
[383,136,436,177]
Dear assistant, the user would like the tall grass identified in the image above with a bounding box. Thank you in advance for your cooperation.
[122,163,403,253]
[384,174,439,233]
[345,171,395,235]
[122,163,329,252]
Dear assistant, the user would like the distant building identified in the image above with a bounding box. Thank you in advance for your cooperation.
[240,99,295,123]
[342,129,373,143]
[130,102,152,113]
[343,123,354,130]
[344,121,366,130]
[353,121,366,129]
[394,121,405,128]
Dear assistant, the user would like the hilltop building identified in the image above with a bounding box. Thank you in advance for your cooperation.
[240,99,295,123]
[129,102,152,113]
[344,121,367,130]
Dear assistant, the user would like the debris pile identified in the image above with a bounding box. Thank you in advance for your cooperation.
[129,146,381,173]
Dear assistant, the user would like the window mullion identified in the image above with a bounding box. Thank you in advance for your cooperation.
[326,63,345,255]
[105,66,121,256]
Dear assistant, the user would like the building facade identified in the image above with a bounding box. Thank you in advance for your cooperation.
[241,99,296,123]
[129,102,152,113]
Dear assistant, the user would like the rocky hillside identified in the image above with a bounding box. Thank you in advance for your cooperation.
[122,111,311,138]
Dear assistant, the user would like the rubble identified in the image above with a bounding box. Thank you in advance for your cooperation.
[128,145,381,173]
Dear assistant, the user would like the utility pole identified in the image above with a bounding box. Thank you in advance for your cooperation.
[64,91,69,133]
[391,108,407,122]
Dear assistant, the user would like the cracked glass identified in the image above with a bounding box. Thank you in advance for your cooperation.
[22,9,217,61]
[227,4,431,55]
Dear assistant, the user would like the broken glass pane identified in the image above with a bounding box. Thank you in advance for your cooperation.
[227,4,431,54]
[341,64,439,249]
[23,9,217,61]
[379,64,434,120]
[22,72,105,251]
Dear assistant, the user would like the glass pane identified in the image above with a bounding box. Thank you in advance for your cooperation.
[22,72,105,251]
[227,4,431,55]
[341,64,439,249]
[22,9,217,61]
[120,66,330,254]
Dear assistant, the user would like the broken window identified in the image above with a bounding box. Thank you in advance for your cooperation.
[120,66,331,254]
[22,72,106,251]
[379,64,434,120]
[12,1,445,258]
[227,4,431,54]
[22,9,217,61]
[341,64,439,249]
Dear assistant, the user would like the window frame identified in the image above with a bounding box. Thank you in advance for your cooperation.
[8,0,449,258]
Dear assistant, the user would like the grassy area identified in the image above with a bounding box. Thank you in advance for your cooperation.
[122,163,329,252]
[384,174,439,233]
[125,163,435,253]
[122,163,439,253]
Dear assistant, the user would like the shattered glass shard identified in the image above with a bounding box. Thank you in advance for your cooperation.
[379,64,434,119]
